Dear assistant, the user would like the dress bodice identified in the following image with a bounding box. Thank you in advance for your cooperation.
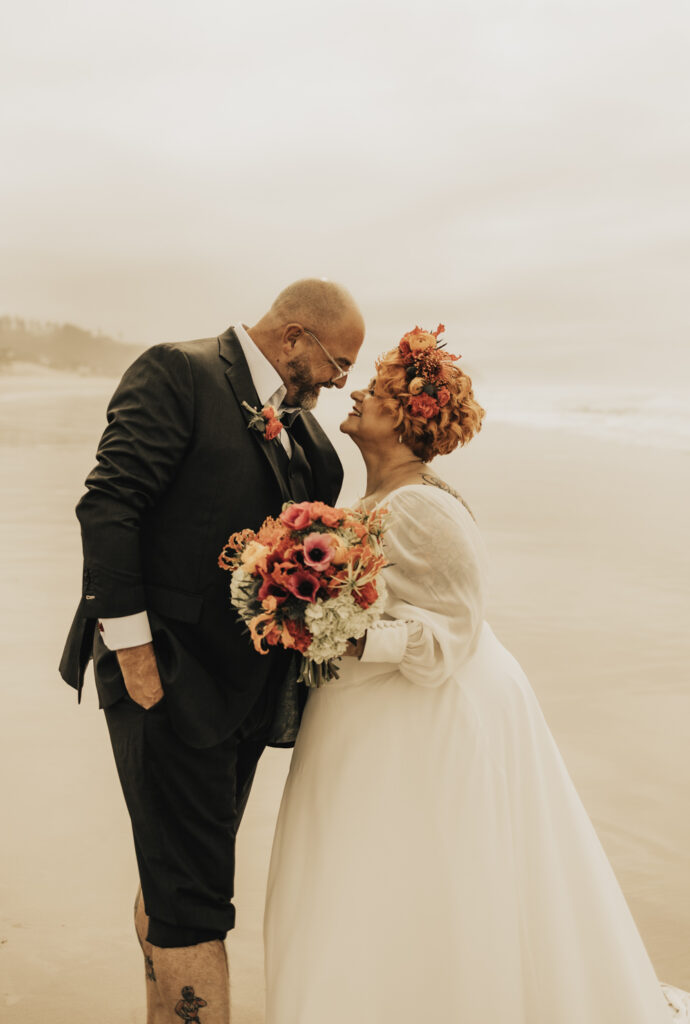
[334,484,489,689]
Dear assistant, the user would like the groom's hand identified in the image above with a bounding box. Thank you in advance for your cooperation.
[116,642,165,709]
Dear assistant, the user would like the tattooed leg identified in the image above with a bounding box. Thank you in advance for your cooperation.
[145,954,157,983]
[174,984,208,1021]
[133,886,165,1023]
[153,942,229,1024]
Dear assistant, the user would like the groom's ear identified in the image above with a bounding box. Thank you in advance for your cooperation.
[282,323,303,351]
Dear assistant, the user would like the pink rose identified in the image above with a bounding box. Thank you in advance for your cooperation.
[280,502,313,531]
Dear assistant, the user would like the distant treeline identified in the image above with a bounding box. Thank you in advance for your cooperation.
[0,316,144,375]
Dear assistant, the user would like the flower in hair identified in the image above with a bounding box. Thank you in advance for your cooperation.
[409,393,440,419]
[395,324,460,419]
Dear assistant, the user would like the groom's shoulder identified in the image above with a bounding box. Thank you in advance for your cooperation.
[127,335,224,377]
[164,334,222,364]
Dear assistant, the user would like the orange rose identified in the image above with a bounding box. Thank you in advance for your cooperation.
[261,406,284,441]
[310,501,346,528]
[408,331,437,354]
[409,393,440,418]
[264,417,283,441]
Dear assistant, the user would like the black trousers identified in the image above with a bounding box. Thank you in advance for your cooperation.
[104,688,270,948]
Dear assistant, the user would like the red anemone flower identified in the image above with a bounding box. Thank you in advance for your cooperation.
[284,569,321,603]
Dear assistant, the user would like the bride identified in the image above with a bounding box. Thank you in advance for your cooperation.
[263,326,685,1022]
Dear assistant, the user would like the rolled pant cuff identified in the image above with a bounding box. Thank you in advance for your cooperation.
[147,916,228,948]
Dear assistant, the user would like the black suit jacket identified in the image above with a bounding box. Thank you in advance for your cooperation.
[59,327,343,747]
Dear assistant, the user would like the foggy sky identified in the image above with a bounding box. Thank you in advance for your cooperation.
[2,0,689,380]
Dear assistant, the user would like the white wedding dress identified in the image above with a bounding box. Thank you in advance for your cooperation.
[264,484,685,1023]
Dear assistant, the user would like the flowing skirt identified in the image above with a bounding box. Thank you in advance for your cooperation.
[264,623,677,1023]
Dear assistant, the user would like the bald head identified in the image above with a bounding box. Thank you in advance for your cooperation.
[269,278,362,336]
[248,278,365,409]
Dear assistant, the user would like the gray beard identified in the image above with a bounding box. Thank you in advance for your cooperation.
[287,355,321,410]
[296,388,320,411]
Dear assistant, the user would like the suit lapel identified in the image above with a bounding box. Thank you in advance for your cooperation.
[218,328,292,504]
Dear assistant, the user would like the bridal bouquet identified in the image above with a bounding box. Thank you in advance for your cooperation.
[218,500,390,687]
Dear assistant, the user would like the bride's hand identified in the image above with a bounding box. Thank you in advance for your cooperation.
[344,635,366,659]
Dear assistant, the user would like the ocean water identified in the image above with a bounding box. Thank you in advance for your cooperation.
[1,363,688,455]
[480,381,690,453]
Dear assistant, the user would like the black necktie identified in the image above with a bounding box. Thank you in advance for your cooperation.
[282,412,313,503]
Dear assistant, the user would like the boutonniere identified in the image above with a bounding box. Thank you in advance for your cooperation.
[242,401,284,441]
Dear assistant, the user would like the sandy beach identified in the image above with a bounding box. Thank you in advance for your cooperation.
[1,369,688,1022]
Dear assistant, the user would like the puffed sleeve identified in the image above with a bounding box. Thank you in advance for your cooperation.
[360,486,487,687]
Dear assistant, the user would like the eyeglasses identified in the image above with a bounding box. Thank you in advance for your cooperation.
[301,328,352,383]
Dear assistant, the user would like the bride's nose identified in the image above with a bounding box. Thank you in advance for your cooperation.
[351,388,364,401]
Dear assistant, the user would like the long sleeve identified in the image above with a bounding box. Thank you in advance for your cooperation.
[76,343,195,619]
[360,487,487,687]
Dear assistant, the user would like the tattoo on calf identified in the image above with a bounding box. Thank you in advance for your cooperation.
[175,985,208,1022]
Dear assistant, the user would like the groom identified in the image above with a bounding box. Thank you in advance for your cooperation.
[59,279,364,1022]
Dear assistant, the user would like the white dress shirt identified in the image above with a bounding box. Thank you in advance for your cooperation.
[100,323,291,651]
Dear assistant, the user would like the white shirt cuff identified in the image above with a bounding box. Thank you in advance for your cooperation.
[360,620,410,664]
[99,611,152,651]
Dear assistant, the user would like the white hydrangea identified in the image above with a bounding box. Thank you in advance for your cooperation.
[230,568,259,619]
[304,581,388,664]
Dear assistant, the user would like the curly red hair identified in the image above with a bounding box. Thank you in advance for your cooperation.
[373,342,485,461]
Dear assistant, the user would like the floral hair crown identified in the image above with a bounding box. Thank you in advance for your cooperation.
[396,324,461,420]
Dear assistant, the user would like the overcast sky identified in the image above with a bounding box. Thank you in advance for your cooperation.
[2,0,689,382]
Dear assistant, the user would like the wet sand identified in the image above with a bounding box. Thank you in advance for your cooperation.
[0,369,688,1021]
